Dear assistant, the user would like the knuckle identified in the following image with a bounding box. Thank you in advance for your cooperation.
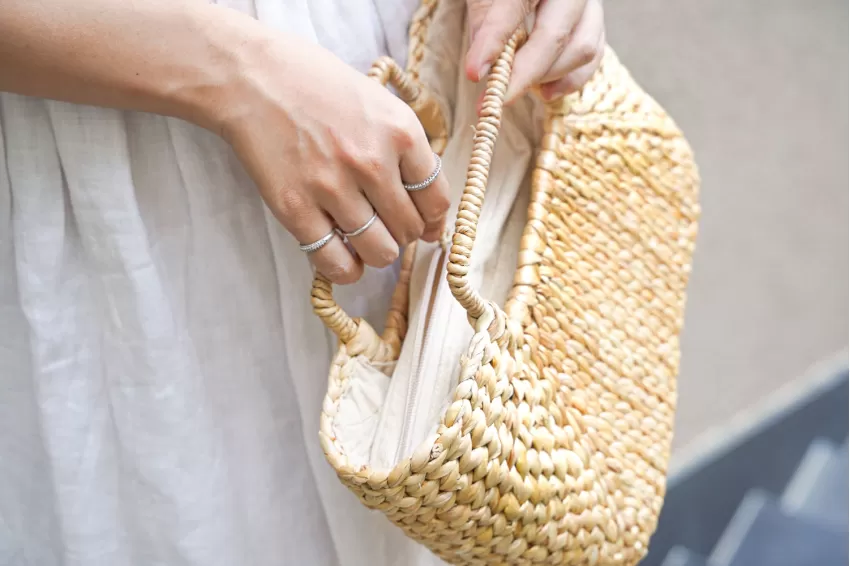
[324,260,361,285]
[353,149,387,182]
[277,188,306,214]
[550,29,571,54]
[424,190,451,221]
[308,168,342,195]
[370,244,400,268]
[310,174,350,210]
[276,189,314,228]
[389,107,422,152]
[572,39,598,66]
[391,127,415,153]
[337,138,390,184]
[401,219,425,245]
[334,143,363,173]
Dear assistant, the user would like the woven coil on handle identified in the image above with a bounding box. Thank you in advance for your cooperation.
[311,238,416,359]
[447,30,524,341]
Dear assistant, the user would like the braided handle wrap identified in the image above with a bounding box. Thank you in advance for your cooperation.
[311,242,416,354]
[446,29,524,328]
[311,276,359,344]
[312,30,524,346]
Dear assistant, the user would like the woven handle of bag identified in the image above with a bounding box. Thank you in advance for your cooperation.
[446,30,523,324]
[312,29,524,344]
[310,56,446,350]
[367,57,449,153]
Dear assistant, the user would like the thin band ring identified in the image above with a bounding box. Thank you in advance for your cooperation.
[403,153,442,192]
[299,229,337,254]
[341,211,379,239]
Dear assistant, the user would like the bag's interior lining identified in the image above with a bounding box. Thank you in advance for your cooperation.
[334,0,544,471]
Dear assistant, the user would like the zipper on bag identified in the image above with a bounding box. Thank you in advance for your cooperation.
[393,241,451,463]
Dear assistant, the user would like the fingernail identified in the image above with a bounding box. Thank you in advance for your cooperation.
[477,63,491,82]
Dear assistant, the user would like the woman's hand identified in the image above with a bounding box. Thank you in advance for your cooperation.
[465,0,605,102]
[218,33,450,284]
[0,0,449,285]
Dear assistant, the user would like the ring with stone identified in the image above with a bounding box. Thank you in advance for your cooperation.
[341,211,378,239]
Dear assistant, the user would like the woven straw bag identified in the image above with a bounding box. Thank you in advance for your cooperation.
[311,1,700,564]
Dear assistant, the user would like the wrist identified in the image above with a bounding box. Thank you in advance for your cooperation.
[160,3,247,134]
[160,3,274,136]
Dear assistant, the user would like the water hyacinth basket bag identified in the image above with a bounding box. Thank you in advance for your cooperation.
[310,0,701,564]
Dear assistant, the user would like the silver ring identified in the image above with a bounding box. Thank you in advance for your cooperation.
[299,230,337,254]
[403,153,442,192]
[341,211,378,239]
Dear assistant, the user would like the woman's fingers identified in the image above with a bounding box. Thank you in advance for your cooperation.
[533,0,604,88]
[311,102,448,280]
[279,195,363,284]
[340,213,399,268]
[504,0,589,102]
[310,234,364,285]
[539,34,604,100]
[465,0,540,82]
[225,36,458,286]
[413,170,450,243]
[398,123,450,242]
[322,188,399,268]
[358,163,425,249]
[465,0,604,104]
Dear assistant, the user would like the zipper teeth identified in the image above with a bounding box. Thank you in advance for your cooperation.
[395,328,433,462]
[394,246,447,463]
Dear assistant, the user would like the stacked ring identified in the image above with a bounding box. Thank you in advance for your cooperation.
[341,211,378,239]
[299,230,336,254]
[301,152,440,255]
[403,153,442,192]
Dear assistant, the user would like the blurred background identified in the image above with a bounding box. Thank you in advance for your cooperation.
[606,1,848,564]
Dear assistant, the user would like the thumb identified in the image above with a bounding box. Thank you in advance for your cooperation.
[465,0,537,82]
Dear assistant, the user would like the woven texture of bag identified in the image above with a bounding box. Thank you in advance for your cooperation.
[311,2,700,564]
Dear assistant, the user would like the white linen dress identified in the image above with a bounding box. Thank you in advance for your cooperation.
[0,1,447,564]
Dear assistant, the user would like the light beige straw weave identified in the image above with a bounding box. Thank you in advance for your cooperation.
[311,1,700,564]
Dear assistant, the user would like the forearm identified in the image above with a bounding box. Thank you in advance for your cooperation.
[0,0,260,132]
